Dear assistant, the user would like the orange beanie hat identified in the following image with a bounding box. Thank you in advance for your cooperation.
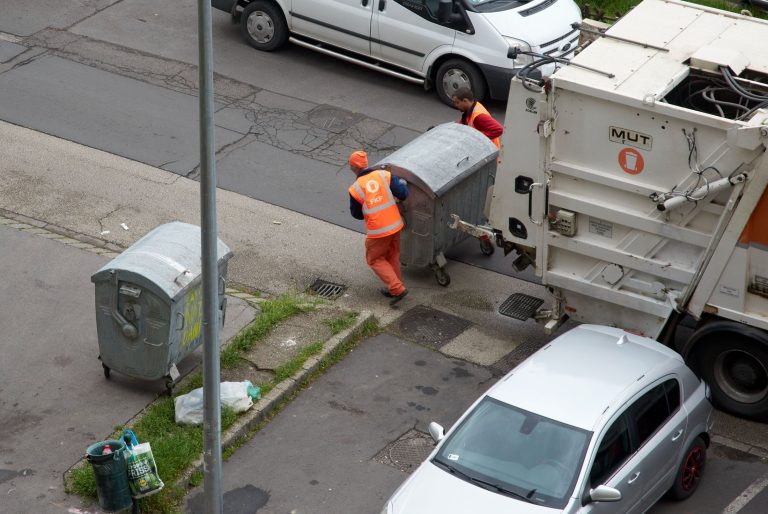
[348,150,368,169]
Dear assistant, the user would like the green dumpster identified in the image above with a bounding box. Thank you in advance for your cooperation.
[86,439,133,512]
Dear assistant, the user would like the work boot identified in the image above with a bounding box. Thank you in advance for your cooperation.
[389,289,408,306]
[379,288,393,298]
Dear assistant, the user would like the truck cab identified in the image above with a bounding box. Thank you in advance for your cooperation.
[212,0,582,105]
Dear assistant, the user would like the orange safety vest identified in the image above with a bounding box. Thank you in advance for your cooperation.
[460,101,501,150]
[348,169,404,239]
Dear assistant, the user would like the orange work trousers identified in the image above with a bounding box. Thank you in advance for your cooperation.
[365,231,406,296]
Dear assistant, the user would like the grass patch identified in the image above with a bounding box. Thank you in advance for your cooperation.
[323,311,359,335]
[221,294,313,368]
[578,0,767,20]
[68,404,239,513]
[66,295,365,513]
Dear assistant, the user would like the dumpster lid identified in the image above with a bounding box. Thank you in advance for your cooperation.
[91,222,233,300]
[375,123,498,199]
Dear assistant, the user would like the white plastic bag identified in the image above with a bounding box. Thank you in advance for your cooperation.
[174,381,258,425]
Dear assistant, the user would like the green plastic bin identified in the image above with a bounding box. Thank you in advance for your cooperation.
[86,439,133,512]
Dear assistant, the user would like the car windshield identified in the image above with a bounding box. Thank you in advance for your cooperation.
[432,397,591,509]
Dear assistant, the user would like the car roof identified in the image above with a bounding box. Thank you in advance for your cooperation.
[488,325,684,431]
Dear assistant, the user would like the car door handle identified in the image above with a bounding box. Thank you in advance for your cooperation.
[627,472,641,484]
[671,429,684,441]
[378,0,386,11]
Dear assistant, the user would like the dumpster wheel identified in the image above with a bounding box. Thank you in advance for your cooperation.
[102,363,111,379]
[164,377,175,397]
[434,268,451,287]
[479,237,495,256]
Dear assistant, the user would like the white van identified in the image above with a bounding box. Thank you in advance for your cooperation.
[212,0,582,105]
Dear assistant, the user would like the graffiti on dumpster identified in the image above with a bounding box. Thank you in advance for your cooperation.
[181,286,203,348]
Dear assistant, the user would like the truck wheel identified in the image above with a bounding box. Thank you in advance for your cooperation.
[689,331,768,420]
[435,59,486,107]
[240,1,288,52]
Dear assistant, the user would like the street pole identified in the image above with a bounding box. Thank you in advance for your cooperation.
[197,0,222,512]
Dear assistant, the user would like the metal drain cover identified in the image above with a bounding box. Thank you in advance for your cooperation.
[374,429,434,473]
[395,305,470,348]
[308,278,347,300]
[498,293,544,321]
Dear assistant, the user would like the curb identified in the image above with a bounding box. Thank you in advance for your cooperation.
[174,309,375,488]
[0,208,125,257]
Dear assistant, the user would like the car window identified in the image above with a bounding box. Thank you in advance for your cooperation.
[665,379,681,413]
[395,0,439,19]
[590,414,632,487]
[630,379,680,447]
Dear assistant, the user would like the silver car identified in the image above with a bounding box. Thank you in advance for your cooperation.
[383,324,714,513]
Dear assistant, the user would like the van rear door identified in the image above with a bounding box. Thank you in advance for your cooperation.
[372,0,455,73]
[292,0,375,56]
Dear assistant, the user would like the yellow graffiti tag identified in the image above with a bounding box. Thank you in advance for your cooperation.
[181,286,203,349]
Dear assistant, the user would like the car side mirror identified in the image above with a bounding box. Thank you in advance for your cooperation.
[437,0,462,25]
[589,485,622,503]
[428,421,445,443]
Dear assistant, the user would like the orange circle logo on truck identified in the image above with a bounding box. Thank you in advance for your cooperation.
[619,148,644,175]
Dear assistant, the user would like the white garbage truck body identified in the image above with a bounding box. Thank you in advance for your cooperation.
[484,0,768,419]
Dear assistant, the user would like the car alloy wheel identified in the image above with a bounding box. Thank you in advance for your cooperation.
[680,445,705,492]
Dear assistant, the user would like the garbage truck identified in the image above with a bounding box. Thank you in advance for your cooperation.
[451,0,768,420]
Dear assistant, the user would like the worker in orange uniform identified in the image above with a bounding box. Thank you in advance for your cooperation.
[451,87,503,150]
[348,150,410,306]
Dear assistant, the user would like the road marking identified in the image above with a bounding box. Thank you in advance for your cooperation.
[722,474,768,513]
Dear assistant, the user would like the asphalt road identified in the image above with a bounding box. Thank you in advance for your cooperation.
[184,333,768,514]
[0,0,521,279]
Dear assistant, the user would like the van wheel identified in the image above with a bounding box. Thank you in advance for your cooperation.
[688,329,768,421]
[435,59,486,107]
[240,1,288,51]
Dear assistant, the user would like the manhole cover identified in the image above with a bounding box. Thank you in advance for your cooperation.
[308,278,346,300]
[307,105,360,134]
[395,305,471,348]
[498,293,544,321]
[374,429,434,473]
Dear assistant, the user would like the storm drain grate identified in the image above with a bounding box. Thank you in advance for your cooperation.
[394,305,471,349]
[308,278,347,300]
[374,429,434,473]
[498,293,544,321]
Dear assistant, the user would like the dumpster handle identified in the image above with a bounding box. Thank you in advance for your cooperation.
[176,312,185,330]
[456,155,470,167]
[110,274,138,340]
[143,338,164,347]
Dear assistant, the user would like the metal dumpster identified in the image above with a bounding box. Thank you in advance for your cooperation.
[376,122,498,286]
[91,222,233,394]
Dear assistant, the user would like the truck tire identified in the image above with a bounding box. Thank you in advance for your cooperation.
[240,1,288,52]
[435,59,486,107]
[687,324,768,421]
